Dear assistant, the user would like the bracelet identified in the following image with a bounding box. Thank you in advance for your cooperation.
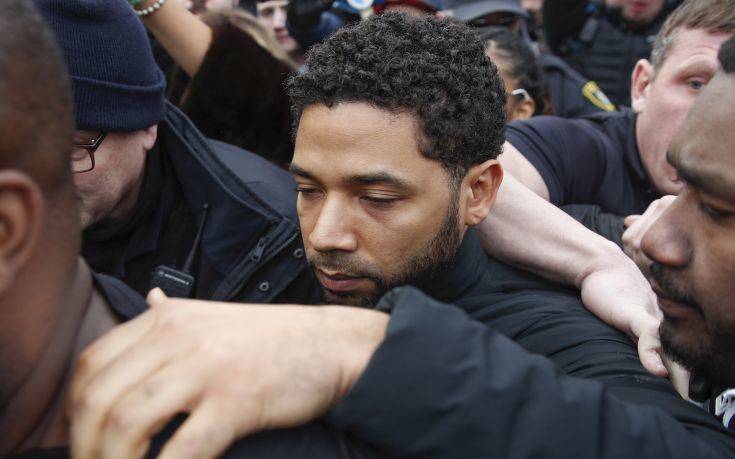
[135,0,167,17]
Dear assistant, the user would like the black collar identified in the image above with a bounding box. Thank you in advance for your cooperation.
[411,229,488,305]
[623,110,650,185]
[82,144,178,278]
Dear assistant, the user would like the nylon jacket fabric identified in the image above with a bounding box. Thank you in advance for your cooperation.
[83,102,320,304]
[328,232,735,457]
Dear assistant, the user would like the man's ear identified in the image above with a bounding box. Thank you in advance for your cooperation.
[0,171,44,294]
[462,159,503,227]
[631,59,654,114]
[139,124,158,151]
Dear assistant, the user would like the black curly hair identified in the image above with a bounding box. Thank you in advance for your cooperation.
[287,12,506,182]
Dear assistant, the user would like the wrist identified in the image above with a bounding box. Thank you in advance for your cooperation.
[574,238,630,289]
[321,306,389,402]
[130,0,168,17]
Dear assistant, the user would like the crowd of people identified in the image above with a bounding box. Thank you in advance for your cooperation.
[3,0,735,458]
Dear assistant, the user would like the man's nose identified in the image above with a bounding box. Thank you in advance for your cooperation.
[274,6,286,29]
[640,196,691,270]
[308,196,358,253]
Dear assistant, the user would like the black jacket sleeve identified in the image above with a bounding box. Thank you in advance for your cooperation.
[327,287,735,458]
[562,204,625,247]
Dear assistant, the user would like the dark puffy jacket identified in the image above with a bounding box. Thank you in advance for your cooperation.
[83,103,321,305]
[327,232,735,457]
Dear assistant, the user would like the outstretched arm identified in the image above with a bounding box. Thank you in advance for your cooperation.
[69,289,729,459]
[135,0,212,76]
[479,174,665,375]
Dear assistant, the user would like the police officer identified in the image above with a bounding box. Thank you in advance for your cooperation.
[37,0,319,304]
[544,0,680,107]
[500,0,735,217]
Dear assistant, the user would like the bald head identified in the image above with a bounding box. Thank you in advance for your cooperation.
[0,0,74,196]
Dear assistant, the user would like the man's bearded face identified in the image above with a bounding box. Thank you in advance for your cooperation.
[292,103,466,307]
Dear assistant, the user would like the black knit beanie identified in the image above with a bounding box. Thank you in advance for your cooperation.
[34,0,166,132]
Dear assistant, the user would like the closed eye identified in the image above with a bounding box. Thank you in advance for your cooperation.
[295,186,322,199]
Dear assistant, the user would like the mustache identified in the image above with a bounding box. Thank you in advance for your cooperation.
[649,263,702,312]
[308,251,381,279]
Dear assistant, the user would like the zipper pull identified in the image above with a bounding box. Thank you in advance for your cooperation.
[251,237,267,262]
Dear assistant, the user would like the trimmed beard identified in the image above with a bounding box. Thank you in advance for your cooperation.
[311,190,462,308]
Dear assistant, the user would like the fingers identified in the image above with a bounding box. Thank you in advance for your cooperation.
[70,326,183,459]
[663,355,691,399]
[624,215,640,228]
[97,364,203,459]
[157,400,248,459]
[147,287,169,305]
[638,338,668,377]
[71,311,156,399]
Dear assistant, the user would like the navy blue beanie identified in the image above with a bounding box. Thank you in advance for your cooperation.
[34,0,166,132]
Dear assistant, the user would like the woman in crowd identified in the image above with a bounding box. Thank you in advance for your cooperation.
[145,1,297,167]
[481,27,552,121]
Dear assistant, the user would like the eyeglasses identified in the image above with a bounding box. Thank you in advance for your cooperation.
[510,88,531,103]
[72,131,107,173]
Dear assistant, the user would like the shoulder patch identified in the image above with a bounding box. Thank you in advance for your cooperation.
[582,81,616,112]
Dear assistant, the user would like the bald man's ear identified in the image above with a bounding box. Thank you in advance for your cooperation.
[0,171,44,294]
[462,159,503,227]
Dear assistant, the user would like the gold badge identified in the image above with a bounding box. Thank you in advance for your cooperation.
[582,81,616,112]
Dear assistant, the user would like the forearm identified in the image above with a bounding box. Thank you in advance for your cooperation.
[479,174,626,288]
[138,0,212,77]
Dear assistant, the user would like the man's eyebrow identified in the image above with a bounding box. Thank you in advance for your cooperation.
[344,172,413,190]
[672,57,718,77]
[669,150,732,198]
[288,164,318,181]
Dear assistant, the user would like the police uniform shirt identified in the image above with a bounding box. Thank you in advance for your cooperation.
[507,108,659,216]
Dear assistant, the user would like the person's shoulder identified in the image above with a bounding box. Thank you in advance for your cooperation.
[145,416,378,459]
[509,114,606,138]
[207,138,299,221]
[508,114,610,156]
[92,272,148,320]
[583,107,636,156]
[161,103,299,222]
[467,258,632,357]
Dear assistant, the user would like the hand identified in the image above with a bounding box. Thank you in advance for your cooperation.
[578,254,666,377]
[623,196,676,278]
[68,289,388,459]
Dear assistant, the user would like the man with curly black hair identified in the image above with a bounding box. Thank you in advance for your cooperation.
[287,12,507,306]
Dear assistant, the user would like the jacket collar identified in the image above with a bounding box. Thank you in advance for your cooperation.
[411,228,488,305]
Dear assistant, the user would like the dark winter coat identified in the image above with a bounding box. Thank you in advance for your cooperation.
[83,102,320,304]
